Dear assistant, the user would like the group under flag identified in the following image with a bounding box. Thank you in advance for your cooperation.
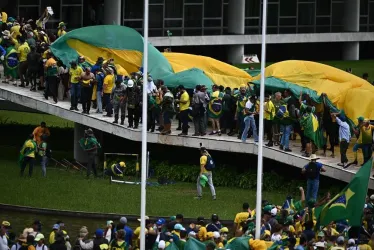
[317,158,373,227]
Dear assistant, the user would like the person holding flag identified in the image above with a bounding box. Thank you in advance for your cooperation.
[19,134,38,177]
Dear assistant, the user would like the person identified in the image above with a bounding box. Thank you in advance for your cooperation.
[221,87,233,135]
[104,162,126,178]
[38,134,49,177]
[109,230,128,250]
[302,154,326,201]
[124,80,140,128]
[111,76,126,125]
[207,85,224,136]
[346,116,365,167]
[11,234,25,250]
[35,234,48,250]
[19,134,37,177]
[79,128,101,178]
[176,85,190,136]
[160,86,175,135]
[332,113,351,168]
[2,34,19,84]
[241,96,258,143]
[196,147,216,200]
[50,232,66,250]
[103,68,115,118]
[69,61,83,111]
[94,68,105,114]
[44,52,58,103]
[233,203,250,231]
[80,67,95,114]
[92,230,108,250]
[206,214,222,232]
[57,22,66,37]
[33,122,50,146]
[26,46,41,91]
[235,85,249,138]
[119,217,133,248]
[264,94,275,146]
[331,236,345,250]
[357,119,374,164]
[192,85,207,136]
[16,36,30,88]
[104,221,114,243]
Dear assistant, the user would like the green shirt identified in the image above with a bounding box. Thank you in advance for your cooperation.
[39,142,47,156]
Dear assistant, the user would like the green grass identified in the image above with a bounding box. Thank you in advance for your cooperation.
[236,60,374,81]
[0,159,286,220]
[0,110,73,128]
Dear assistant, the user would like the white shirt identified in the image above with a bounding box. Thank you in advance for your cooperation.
[105,228,112,242]
[271,233,282,242]
[147,81,157,94]
[245,100,254,117]
[36,244,48,250]
[10,243,21,250]
[1,236,7,246]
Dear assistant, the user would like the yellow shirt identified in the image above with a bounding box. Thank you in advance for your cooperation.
[323,227,339,236]
[264,100,275,120]
[295,221,303,234]
[103,74,115,94]
[358,125,374,144]
[359,244,373,250]
[69,67,83,84]
[11,25,21,39]
[17,42,30,62]
[21,139,36,158]
[200,155,212,174]
[57,29,66,37]
[179,91,190,111]
[198,226,207,242]
[1,12,7,23]
[289,225,296,234]
[217,242,224,248]
[133,226,148,247]
[234,212,250,228]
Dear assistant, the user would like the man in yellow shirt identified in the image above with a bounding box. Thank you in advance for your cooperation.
[176,85,190,136]
[44,52,58,103]
[69,61,83,110]
[57,22,67,37]
[19,134,37,177]
[16,36,30,87]
[196,146,216,200]
[103,68,114,117]
[233,203,251,231]
[264,94,275,147]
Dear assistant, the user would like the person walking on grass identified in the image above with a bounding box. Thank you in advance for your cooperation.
[38,134,49,177]
[19,134,37,177]
[196,147,216,200]
[79,128,101,179]
[302,154,326,201]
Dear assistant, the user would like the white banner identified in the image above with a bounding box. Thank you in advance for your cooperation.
[242,54,260,64]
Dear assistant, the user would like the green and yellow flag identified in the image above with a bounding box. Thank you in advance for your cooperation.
[317,158,373,227]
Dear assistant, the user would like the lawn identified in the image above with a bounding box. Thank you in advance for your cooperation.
[0,110,74,128]
[0,158,286,220]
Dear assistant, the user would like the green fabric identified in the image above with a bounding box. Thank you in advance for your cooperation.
[184,238,206,250]
[162,68,214,90]
[79,137,101,151]
[317,158,372,227]
[18,139,37,168]
[225,237,251,250]
[165,242,180,250]
[299,113,326,148]
[244,69,261,77]
[268,237,289,250]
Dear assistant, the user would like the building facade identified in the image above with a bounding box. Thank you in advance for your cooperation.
[2,0,373,63]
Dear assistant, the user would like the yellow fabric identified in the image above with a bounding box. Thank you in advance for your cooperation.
[265,241,274,249]
[103,75,114,94]
[21,140,36,158]
[198,226,207,242]
[253,60,374,124]
[322,227,339,236]
[1,12,8,23]
[17,42,30,62]
[359,244,373,250]
[295,221,302,234]
[179,91,190,111]
[234,212,250,227]
[357,124,374,144]
[57,29,66,37]
[69,67,83,84]
[249,239,267,250]
[217,242,224,248]
[264,100,275,120]
[163,52,252,89]
[11,25,21,39]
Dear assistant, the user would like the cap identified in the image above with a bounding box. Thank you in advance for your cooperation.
[127,79,134,88]
[107,220,113,226]
[174,224,185,231]
[188,231,196,237]
[213,232,220,239]
[337,236,344,244]
[211,214,219,221]
[220,227,229,233]
[158,240,166,249]
[1,221,11,228]
[170,216,176,221]
[264,230,271,236]
[120,217,127,224]
[156,218,166,226]
[263,205,273,214]
[34,234,45,242]
[315,242,326,248]
[348,239,356,245]
[52,224,60,230]
[370,194,374,201]
[95,229,104,237]
[358,116,365,122]
[137,216,150,222]
[270,207,278,216]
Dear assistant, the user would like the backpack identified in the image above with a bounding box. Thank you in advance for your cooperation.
[276,105,289,119]
[204,155,215,171]
[306,162,319,180]
[211,98,222,113]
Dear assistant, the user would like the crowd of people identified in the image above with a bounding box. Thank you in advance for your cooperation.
[2,187,374,250]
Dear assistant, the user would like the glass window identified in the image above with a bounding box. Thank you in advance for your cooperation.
[369,25,374,32]
[280,0,297,16]
[204,0,222,18]
[19,0,39,5]
[331,25,343,32]
[164,19,183,28]
[245,0,260,17]
[61,6,82,28]
[18,6,39,21]
[316,0,331,15]
[279,17,296,26]
[267,3,279,26]
[267,27,278,34]
[204,19,222,27]
[279,27,297,33]
[370,3,374,24]
[245,27,260,34]
[360,25,368,32]
[149,5,163,28]
[316,16,330,25]
[184,28,202,36]
[360,16,368,25]
[149,29,163,36]
[203,28,222,35]
[298,3,315,25]
[184,4,203,27]
[297,26,314,33]
[331,2,343,25]
[123,20,143,29]
[316,26,331,33]
[150,0,164,3]
[166,29,182,36]
[245,18,260,26]
[361,0,368,15]
[185,0,203,3]
[62,0,83,4]
[165,0,183,18]
[124,0,144,19]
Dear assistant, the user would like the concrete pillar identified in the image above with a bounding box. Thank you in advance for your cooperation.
[227,0,245,64]
[74,123,88,163]
[342,0,360,60]
[104,0,121,25]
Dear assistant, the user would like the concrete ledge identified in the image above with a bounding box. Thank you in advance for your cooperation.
[0,86,373,189]
[149,32,374,46]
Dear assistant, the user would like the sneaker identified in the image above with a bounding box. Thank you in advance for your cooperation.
[128,125,133,128]
[337,163,344,167]
[200,133,206,136]
[279,145,284,150]
[284,148,292,152]
[213,195,216,200]
[194,196,202,200]
[265,142,273,147]
[218,131,222,136]
[69,107,74,111]
[192,133,200,136]
[227,131,236,136]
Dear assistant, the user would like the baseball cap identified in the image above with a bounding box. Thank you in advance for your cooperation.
[107,220,113,226]
[188,231,196,237]
[370,194,374,201]
[220,227,229,233]
[52,224,60,230]
[34,234,44,242]
[170,216,176,221]
[95,229,104,237]
[317,231,325,237]
[120,217,127,224]
[337,236,344,244]
[263,205,273,214]
[1,221,11,229]
[156,218,166,226]
[174,224,185,231]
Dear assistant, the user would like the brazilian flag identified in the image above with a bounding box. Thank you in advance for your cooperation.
[299,112,326,149]
[317,158,373,227]
[184,238,205,250]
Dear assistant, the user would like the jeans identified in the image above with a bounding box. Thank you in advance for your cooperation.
[340,140,349,164]
[20,156,35,177]
[96,91,103,112]
[241,116,258,142]
[197,172,216,197]
[306,179,319,201]
[87,153,97,177]
[19,61,28,86]
[103,94,112,115]
[179,109,189,134]
[70,83,81,108]
[280,124,293,149]
[41,156,48,177]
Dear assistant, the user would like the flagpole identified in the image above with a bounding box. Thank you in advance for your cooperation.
[140,0,149,249]
[255,0,268,239]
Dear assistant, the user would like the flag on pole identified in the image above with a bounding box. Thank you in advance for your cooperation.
[317,158,373,227]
